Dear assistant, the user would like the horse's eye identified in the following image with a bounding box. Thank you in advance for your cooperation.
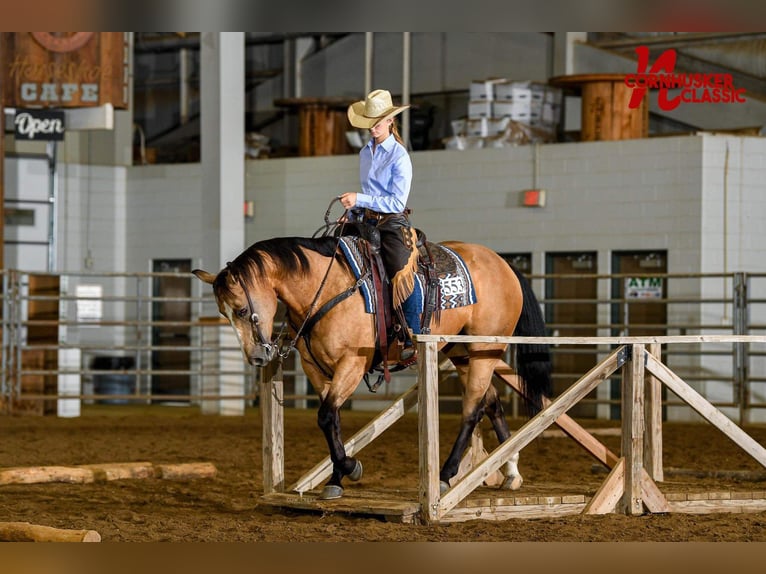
[237,307,249,318]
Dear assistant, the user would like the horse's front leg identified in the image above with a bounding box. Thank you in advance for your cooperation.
[307,359,366,500]
[317,397,364,500]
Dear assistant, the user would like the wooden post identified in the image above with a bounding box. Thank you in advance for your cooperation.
[644,342,663,481]
[260,361,284,494]
[621,344,645,515]
[418,339,440,524]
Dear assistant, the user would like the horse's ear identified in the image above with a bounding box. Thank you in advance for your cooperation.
[192,269,217,285]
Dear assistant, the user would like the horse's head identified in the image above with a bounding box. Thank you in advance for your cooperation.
[193,266,279,367]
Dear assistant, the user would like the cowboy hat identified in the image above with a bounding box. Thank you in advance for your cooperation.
[347,89,410,129]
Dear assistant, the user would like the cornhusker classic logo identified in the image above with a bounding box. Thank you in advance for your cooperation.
[626,46,747,111]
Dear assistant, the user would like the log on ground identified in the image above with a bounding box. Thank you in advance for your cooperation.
[0,522,100,542]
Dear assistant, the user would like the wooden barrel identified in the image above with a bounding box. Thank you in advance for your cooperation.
[550,74,649,141]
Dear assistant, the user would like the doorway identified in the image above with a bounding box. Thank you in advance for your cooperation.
[611,250,668,419]
[152,259,192,402]
[545,252,598,418]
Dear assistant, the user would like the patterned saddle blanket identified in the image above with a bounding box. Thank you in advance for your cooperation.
[337,236,477,316]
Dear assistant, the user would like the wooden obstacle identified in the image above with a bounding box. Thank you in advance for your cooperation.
[259,335,766,524]
[0,461,217,485]
[0,522,100,542]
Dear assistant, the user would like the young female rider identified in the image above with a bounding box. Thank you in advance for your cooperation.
[339,89,420,361]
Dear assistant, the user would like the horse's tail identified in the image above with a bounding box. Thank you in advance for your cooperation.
[510,265,552,415]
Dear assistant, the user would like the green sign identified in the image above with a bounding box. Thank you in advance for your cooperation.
[625,277,663,299]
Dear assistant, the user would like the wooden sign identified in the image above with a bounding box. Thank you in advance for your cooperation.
[2,32,129,109]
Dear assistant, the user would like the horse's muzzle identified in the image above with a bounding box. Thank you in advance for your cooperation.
[247,344,276,367]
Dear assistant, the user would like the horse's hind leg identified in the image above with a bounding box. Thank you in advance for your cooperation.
[317,398,363,499]
[482,384,523,490]
[439,351,499,492]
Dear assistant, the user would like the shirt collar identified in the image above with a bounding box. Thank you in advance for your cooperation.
[367,133,396,152]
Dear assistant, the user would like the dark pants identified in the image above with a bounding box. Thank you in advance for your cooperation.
[362,212,420,334]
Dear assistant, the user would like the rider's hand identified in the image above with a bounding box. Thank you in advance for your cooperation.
[339,192,357,209]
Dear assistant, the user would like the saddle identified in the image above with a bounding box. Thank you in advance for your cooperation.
[337,223,476,392]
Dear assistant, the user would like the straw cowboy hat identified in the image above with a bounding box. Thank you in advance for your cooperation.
[347,89,410,129]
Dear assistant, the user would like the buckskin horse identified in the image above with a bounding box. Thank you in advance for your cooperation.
[193,231,551,500]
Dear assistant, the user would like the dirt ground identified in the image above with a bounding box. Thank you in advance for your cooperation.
[1,404,766,542]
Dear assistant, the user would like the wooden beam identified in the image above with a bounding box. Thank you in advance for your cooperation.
[418,340,441,525]
[437,346,626,517]
[645,343,664,481]
[622,344,645,515]
[290,383,419,493]
[645,353,766,468]
[495,362,620,468]
[640,468,670,513]
[584,458,625,514]
[261,361,284,494]
[417,334,766,345]
[0,522,100,542]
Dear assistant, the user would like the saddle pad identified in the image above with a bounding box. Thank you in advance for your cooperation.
[337,237,477,315]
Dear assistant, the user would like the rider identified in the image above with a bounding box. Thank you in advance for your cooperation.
[339,89,420,362]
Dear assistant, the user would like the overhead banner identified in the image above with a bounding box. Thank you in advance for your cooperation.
[14,109,66,141]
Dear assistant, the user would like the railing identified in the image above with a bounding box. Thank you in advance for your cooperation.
[1,268,765,421]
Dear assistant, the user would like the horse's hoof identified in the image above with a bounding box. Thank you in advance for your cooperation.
[502,475,523,491]
[319,485,344,500]
[439,480,450,494]
[348,459,363,482]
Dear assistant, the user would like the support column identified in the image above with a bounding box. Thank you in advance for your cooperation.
[200,32,246,415]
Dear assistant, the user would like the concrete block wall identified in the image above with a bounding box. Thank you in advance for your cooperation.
[49,133,766,421]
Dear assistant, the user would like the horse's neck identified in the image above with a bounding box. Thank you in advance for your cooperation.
[273,251,348,319]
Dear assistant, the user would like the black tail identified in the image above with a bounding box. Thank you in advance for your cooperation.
[510,265,552,415]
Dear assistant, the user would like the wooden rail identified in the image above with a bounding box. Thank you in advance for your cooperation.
[259,334,766,524]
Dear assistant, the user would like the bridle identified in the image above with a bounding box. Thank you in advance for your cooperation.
[226,263,280,363]
[225,197,355,367]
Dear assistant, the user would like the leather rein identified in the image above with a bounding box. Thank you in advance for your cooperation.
[227,198,366,373]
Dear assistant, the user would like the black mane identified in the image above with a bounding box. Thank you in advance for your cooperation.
[222,236,347,291]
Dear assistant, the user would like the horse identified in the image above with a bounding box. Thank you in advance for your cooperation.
[193,234,551,500]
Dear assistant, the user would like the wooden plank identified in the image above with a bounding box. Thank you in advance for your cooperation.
[645,342,664,481]
[440,502,587,522]
[495,362,620,468]
[622,344,645,515]
[261,362,284,494]
[260,492,420,523]
[667,498,766,514]
[417,334,766,345]
[290,383,418,493]
[645,353,766,468]
[584,458,625,515]
[438,346,626,516]
[418,340,441,524]
[640,468,670,513]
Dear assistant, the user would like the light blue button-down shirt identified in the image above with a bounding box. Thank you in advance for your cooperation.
[354,133,412,214]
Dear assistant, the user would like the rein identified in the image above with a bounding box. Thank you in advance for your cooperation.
[231,197,359,367]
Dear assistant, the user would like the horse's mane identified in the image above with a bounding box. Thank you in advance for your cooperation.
[219,236,347,293]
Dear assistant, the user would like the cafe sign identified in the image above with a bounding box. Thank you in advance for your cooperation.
[2,32,129,109]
